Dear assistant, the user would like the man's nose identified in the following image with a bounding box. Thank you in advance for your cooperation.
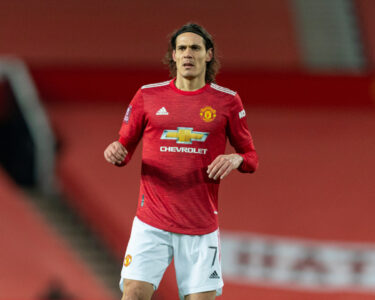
[183,48,193,57]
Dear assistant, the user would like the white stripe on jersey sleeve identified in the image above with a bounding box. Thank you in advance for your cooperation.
[210,83,237,96]
[141,80,171,89]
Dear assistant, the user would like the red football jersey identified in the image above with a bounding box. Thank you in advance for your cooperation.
[118,79,258,234]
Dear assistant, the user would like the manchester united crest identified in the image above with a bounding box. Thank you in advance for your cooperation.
[124,254,132,267]
[200,106,216,122]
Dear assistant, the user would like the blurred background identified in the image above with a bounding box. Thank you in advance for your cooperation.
[1,0,375,299]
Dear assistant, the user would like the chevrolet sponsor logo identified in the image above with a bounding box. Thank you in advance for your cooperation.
[161,127,209,144]
[160,146,208,154]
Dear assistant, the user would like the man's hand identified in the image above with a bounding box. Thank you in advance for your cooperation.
[207,154,244,180]
[104,141,128,165]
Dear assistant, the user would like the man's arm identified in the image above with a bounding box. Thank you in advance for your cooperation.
[208,93,258,180]
[104,88,145,167]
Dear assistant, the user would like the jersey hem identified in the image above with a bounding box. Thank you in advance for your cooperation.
[136,214,218,235]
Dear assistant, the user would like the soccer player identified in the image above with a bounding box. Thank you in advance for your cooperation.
[104,23,258,300]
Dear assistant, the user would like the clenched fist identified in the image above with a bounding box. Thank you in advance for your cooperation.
[104,141,128,165]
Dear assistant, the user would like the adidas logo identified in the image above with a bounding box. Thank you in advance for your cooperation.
[209,270,220,279]
[156,107,169,115]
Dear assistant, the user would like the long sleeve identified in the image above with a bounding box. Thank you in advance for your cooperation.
[117,88,146,166]
[226,93,258,173]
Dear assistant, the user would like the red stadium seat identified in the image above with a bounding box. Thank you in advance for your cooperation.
[0,168,114,300]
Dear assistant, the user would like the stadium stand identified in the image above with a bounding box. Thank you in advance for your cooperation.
[0,168,115,300]
[0,0,299,68]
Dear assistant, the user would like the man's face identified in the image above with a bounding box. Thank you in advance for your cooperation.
[172,32,213,81]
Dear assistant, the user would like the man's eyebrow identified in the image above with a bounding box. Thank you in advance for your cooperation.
[176,44,202,48]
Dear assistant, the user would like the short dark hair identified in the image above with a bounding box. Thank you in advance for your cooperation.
[163,23,220,83]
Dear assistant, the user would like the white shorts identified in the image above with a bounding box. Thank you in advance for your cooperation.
[120,217,223,299]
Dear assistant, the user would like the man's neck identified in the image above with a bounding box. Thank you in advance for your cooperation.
[175,75,206,91]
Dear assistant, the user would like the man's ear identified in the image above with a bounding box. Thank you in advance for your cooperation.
[206,48,213,62]
[172,50,176,62]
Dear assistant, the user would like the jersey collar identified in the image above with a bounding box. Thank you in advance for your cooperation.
[169,78,209,95]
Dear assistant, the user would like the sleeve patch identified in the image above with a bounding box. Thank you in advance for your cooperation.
[124,105,132,123]
[239,109,246,119]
